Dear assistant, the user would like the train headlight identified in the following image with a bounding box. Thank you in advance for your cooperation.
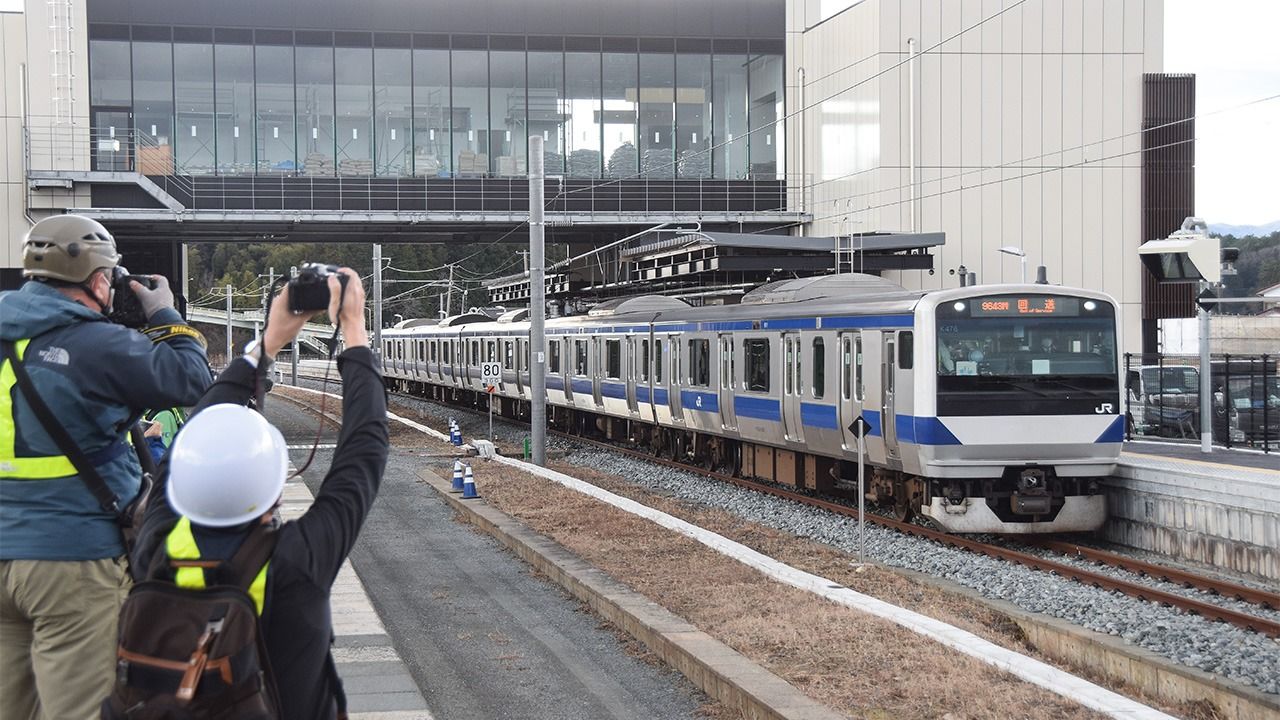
[952,302,966,312]
[1083,300,1097,311]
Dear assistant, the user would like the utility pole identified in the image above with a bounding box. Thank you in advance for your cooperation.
[373,244,383,364]
[224,284,233,368]
[289,266,298,385]
[258,266,275,340]
[1199,281,1213,454]
[529,134,547,465]
[445,263,455,317]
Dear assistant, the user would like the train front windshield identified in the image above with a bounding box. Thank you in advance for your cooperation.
[935,294,1119,416]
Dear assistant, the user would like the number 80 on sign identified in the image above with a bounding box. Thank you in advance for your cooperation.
[481,362,502,382]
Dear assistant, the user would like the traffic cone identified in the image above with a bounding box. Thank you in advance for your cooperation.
[461,463,479,499]
[450,424,462,446]
[450,459,465,493]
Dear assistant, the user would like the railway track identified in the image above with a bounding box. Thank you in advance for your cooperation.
[283,367,1280,638]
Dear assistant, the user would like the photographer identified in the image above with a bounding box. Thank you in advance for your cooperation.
[0,215,212,719]
[120,267,388,719]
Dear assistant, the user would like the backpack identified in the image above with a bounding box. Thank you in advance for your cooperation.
[103,521,281,720]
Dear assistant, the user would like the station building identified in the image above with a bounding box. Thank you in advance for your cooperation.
[1,0,1191,350]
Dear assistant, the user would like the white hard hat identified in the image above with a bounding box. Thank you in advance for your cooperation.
[167,404,289,527]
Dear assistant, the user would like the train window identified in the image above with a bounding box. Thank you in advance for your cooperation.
[841,339,851,400]
[605,339,622,379]
[795,339,803,395]
[419,341,426,360]
[744,339,770,392]
[812,338,825,399]
[785,339,793,394]
[522,339,529,369]
[505,341,514,368]
[688,339,710,387]
[471,341,479,365]
[854,337,865,401]
[654,340,663,383]
[640,340,650,381]
[898,332,913,369]
[575,340,588,375]
[549,340,561,373]
[721,339,730,388]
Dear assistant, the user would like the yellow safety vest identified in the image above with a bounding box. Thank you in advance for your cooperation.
[166,517,270,615]
[0,339,78,479]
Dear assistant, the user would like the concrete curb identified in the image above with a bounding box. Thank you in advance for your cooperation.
[416,468,846,720]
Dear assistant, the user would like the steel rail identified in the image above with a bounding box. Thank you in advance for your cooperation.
[285,368,1280,637]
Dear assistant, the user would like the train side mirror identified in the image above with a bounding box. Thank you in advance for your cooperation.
[1137,216,1221,284]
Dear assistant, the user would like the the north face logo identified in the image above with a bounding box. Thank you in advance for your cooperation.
[37,346,70,365]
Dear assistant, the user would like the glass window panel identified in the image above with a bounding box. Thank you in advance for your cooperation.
[132,41,173,173]
[489,49,526,177]
[564,51,602,178]
[374,47,411,176]
[528,50,565,175]
[812,338,825,398]
[452,49,488,176]
[174,42,215,174]
[412,47,450,176]
[748,54,784,179]
[335,47,373,175]
[296,45,335,176]
[602,51,637,178]
[255,43,294,174]
[712,53,748,179]
[638,52,673,178]
[90,39,132,107]
[675,51,711,179]
[214,42,254,175]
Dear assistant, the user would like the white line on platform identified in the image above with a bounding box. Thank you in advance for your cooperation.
[279,384,1172,720]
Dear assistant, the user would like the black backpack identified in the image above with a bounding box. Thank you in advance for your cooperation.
[103,523,280,719]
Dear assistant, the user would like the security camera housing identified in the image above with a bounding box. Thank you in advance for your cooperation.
[1137,217,1221,284]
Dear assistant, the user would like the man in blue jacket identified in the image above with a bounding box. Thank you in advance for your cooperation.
[0,215,213,719]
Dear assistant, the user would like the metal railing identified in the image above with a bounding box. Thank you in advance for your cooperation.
[1124,352,1277,453]
[24,119,812,218]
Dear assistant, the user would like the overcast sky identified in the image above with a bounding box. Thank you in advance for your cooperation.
[1165,0,1280,226]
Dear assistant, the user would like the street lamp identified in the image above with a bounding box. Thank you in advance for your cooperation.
[393,313,404,326]
[998,246,1027,284]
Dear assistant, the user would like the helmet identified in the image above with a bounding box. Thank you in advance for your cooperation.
[167,404,289,527]
[22,215,120,283]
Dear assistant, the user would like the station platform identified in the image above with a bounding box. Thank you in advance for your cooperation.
[265,395,709,720]
[1103,441,1279,584]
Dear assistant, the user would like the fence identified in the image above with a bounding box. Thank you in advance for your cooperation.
[1124,352,1277,453]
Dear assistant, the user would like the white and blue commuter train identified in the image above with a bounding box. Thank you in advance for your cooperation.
[380,274,1124,534]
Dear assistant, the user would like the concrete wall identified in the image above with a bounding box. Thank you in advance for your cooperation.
[2,9,27,268]
[787,0,1163,353]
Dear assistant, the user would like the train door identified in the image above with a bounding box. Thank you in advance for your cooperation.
[838,332,867,451]
[626,337,639,413]
[719,334,737,431]
[591,338,604,407]
[782,333,805,443]
[667,333,684,423]
[882,334,899,459]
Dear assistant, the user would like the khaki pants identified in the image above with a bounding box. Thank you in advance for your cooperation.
[0,558,130,720]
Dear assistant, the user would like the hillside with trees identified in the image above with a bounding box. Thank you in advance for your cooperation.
[1216,230,1280,312]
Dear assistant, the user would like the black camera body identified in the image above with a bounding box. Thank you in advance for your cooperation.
[108,266,158,328]
[288,263,347,312]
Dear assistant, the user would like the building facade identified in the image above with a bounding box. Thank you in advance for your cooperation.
[785,0,1188,350]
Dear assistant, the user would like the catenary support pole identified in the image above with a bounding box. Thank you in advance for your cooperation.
[373,244,383,364]
[529,134,547,466]
[907,37,917,233]
[1199,294,1213,454]
[446,264,454,317]
[225,284,232,367]
[857,432,866,564]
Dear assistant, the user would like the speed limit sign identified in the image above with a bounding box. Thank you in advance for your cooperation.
[481,362,502,382]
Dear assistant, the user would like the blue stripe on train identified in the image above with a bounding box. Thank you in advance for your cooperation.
[680,389,720,413]
[735,396,781,422]
[800,402,839,429]
[601,382,627,399]
[1095,416,1125,443]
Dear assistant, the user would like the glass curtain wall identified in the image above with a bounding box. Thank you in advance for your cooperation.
[174,29,215,174]
[90,38,132,108]
[412,36,450,176]
[748,53,784,178]
[254,31,294,173]
[131,28,173,173]
[335,35,374,176]
[489,39,526,177]
[373,34,412,176]
[638,40,674,178]
[674,40,712,179]
[564,39,602,178]
[602,40,638,178]
[712,45,749,179]
[295,32,335,176]
[214,29,254,175]
[451,38,488,176]
[527,38,564,175]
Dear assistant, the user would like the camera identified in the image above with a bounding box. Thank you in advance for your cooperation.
[108,266,158,328]
[288,263,348,312]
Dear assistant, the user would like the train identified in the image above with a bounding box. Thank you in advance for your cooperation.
[378,274,1124,534]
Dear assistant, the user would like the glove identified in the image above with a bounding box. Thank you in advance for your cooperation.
[130,275,176,319]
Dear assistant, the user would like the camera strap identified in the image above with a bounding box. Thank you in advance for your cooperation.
[1,340,128,523]
[143,323,208,349]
